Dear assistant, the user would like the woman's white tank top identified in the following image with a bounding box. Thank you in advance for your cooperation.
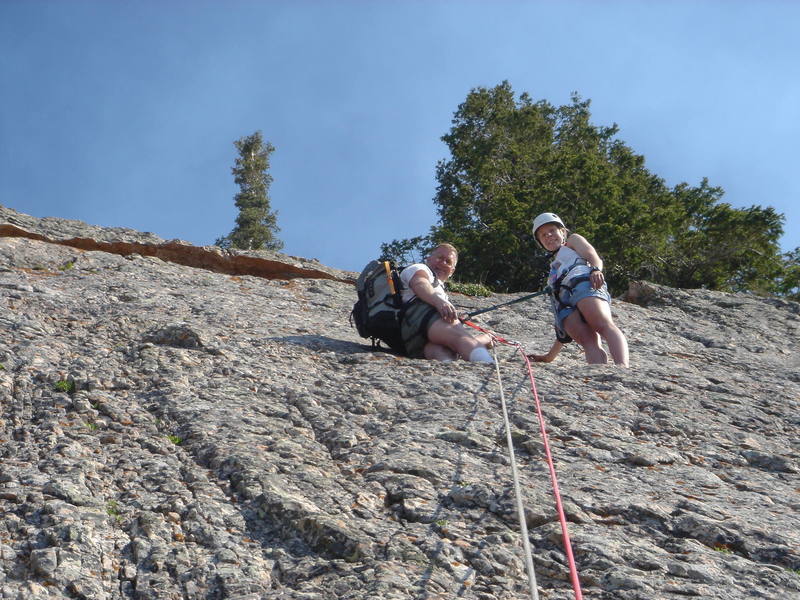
[547,245,590,289]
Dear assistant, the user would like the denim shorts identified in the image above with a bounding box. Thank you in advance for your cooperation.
[555,278,611,332]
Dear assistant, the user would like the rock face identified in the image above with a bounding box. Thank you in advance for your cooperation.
[0,204,798,599]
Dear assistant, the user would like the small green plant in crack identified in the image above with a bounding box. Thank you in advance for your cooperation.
[789,568,800,577]
[167,434,183,446]
[713,544,733,554]
[106,500,122,523]
[86,422,98,431]
[434,519,449,528]
[59,260,76,271]
[0,363,5,371]
[446,281,492,297]
[53,379,76,394]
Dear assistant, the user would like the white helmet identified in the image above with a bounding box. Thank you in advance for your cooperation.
[532,212,565,240]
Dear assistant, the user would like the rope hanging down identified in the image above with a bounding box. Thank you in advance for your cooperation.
[467,320,584,600]
[490,343,540,600]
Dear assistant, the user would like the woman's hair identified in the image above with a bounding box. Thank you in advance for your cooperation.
[430,242,458,260]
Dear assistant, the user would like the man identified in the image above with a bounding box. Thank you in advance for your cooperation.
[399,243,494,362]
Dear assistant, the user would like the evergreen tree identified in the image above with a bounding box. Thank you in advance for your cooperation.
[216,131,283,251]
[383,82,786,295]
[655,182,785,293]
[776,247,800,301]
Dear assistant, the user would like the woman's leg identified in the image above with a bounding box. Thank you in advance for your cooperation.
[564,310,607,364]
[576,297,629,367]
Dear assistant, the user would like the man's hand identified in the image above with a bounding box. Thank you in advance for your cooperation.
[436,298,458,323]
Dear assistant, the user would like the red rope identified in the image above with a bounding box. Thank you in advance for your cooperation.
[464,320,584,600]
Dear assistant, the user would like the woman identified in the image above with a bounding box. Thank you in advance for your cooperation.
[529,213,629,367]
[400,243,494,362]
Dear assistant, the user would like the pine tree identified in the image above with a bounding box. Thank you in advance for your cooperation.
[216,131,283,251]
[383,82,786,295]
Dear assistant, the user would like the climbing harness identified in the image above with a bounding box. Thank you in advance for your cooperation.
[464,287,550,319]
[467,320,584,600]
[551,272,591,314]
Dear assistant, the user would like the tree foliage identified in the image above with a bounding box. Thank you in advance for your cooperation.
[216,131,283,251]
[382,81,788,296]
[776,248,800,301]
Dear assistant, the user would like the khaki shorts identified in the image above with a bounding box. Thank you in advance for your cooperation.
[400,300,441,358]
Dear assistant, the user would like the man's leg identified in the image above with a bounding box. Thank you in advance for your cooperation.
[426,320,492,361]
[423,343,458,361]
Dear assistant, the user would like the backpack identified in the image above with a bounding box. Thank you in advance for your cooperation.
[350,260,408,353]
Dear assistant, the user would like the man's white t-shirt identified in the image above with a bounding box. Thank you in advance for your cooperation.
[400,264,448,304]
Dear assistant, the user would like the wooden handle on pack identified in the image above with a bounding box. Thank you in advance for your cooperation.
[383,261,397,295]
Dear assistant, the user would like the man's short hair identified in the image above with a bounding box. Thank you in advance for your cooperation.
[430,242,458,261]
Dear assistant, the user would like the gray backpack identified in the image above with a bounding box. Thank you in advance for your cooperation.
[350,260,408,353]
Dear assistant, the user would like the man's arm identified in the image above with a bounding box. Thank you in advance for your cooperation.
[409,270,458,323]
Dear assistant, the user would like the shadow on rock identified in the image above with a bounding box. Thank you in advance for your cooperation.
[272,334,387,355]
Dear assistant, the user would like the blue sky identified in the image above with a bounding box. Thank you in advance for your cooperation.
[2,0,798,274]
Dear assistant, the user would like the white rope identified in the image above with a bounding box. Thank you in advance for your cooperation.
[492,345,539,600]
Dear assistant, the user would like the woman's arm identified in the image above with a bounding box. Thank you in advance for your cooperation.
[566,233,605,289]
[527,340,563,363]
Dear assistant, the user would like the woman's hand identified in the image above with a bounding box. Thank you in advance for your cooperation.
[527,340,563,363]
[527,353,555,363]
[590,268,604,290]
